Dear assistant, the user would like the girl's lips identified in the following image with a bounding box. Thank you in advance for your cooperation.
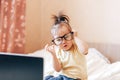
[63,44,67,47]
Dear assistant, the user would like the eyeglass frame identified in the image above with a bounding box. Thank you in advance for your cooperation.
[52,32,74,45]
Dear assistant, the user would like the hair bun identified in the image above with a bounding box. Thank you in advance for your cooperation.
[52,14,69,25]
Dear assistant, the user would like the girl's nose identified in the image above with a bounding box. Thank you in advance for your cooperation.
[62,38,66,44]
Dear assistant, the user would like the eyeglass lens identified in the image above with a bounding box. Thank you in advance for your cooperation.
[53,32,73,45]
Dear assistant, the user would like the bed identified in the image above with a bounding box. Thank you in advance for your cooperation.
[28,47,120,80]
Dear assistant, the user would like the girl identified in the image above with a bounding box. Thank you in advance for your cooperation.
[45,13,88,80]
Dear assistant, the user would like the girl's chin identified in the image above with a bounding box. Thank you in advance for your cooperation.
[62,47,71,51]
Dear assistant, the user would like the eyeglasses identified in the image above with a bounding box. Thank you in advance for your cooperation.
[52,32,74,45]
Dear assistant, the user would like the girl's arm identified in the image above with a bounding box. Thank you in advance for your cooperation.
[74,37,88,55]
[73,30,88,55]
[45,44,62,72]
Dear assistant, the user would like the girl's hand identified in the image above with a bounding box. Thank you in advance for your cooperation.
[45,44,56,55]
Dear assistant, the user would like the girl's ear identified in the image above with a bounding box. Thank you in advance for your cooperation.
[72,29,77,37]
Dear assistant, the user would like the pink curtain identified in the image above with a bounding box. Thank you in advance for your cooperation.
[0,0,26,53]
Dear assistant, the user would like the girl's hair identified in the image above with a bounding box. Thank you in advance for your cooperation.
[52,14,69,25]
[51,13,72,36]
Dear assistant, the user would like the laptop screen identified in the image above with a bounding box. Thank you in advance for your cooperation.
[0,53,43,80]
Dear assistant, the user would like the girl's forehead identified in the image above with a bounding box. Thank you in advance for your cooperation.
[54,26,70,38]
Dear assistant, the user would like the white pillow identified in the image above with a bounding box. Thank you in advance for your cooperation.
[86,48,110,64]
[86,48,110,80]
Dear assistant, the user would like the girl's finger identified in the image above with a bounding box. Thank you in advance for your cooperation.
[45,44,49,51]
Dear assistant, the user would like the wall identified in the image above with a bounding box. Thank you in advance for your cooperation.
[26,0,41,53]
[26,0,120,53]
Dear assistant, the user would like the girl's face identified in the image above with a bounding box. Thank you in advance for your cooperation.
[53,25,74,51]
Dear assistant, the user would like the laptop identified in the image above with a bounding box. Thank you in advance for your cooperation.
[0,52,44,80]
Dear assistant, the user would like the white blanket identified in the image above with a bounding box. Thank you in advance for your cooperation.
[86,48,120,80]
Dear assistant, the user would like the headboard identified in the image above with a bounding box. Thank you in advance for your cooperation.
[88,42,120,63]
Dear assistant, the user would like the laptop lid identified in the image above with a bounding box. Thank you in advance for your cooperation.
[0,53,43,80]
